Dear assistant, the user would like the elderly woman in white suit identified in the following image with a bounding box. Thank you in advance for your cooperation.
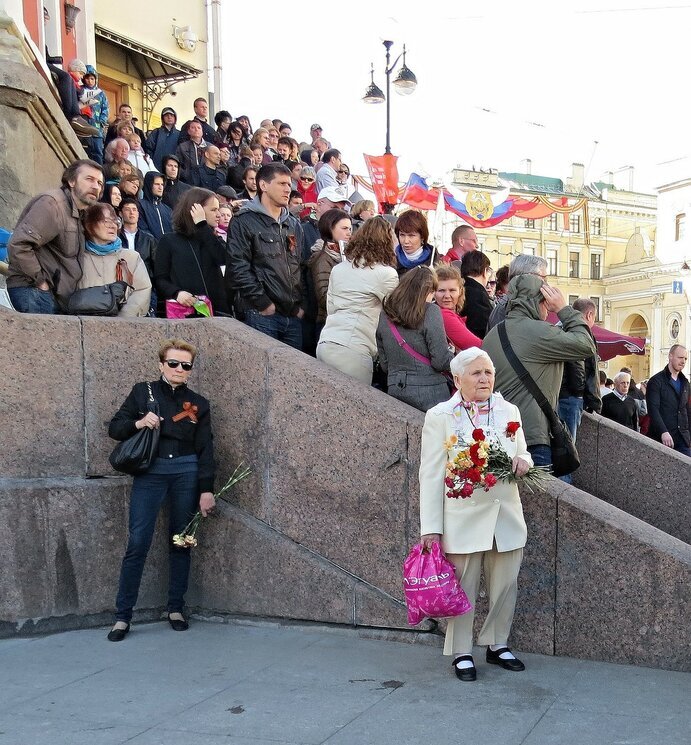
[419,347,533,681]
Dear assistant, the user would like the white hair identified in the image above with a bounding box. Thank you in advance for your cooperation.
[613,371,631,384]
[450,347,494,377]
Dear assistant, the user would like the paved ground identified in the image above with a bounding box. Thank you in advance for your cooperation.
[0,618,688,745]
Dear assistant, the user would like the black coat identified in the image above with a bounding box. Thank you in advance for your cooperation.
[646,367,691,447]
[162,177,191,210]
[109,378,215,492]
[119,228,157,279]
[190,164,226,192]
[154,222,229,314]
[461,276,494,340]
[178,117,219,147]
[601,393,638,431]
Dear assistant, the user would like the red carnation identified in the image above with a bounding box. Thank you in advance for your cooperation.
[445,477,455,488]
[466,468,482,483]
[484,473,498,488]
[506,421,521,437]
[472,428,485,441]
[460,483,474,498]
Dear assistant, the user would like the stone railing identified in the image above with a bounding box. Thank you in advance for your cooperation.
[1,310,689,672]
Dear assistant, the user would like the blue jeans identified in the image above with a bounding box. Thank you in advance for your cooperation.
[244,309,302,350]
[115,466,198,622]
[84,136,104,164]
[557,397,583,484]
[8,286,59,314]
[528,444,552,468]
[674,443,691,457]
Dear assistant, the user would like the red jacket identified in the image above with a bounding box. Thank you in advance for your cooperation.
[441,248,463,264]
[440,307,482,351]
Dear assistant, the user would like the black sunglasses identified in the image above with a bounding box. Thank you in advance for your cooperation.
[165,359,193,371]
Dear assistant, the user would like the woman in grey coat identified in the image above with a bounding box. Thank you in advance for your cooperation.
[376,266,453,411]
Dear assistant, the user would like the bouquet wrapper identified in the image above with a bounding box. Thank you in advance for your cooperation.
[402,542,472,625]
[165,295,213,319]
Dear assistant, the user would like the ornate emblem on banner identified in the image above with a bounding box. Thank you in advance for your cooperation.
[465,190,494,220]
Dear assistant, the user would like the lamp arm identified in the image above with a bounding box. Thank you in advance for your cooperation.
[385,53,405,75]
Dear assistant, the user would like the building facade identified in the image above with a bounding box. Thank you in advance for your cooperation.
[441,164,689,379]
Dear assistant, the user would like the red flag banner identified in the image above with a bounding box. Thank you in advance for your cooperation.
[364,154,399,208]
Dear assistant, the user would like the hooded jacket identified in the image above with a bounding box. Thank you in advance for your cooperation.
[161,154,191,210]
[482,274,596,448]
[138,171,173,240]
[145,107,181,171]
[79,65,109,134]
[226,197,304,317]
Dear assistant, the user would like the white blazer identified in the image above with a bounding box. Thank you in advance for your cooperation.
[419,391,532,554]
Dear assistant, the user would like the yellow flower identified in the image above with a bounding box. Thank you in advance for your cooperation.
[444,434,459,451]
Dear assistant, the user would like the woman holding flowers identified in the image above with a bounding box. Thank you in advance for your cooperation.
[106,339,215,642]
[419,347,536,681]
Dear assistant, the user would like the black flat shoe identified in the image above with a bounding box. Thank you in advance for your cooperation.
[452,655,477,681]
[168,614,189,631]
[107,623,130,642]
[486,646,525,671]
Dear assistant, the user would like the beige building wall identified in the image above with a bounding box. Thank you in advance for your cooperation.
[93,0,213,132]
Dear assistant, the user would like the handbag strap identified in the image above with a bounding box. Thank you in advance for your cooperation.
[497,321,560,428]
[386,318,432,367]
[186,239,211,299]
[115,257,134,286]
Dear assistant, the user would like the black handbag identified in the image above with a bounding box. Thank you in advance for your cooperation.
[67,259,134,316]
[109,382,161,475]
[497,322,580,477]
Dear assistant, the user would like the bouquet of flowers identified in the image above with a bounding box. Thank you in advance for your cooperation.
[172,463,251,548]
[444,424,549,499]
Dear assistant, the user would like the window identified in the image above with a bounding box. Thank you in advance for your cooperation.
[524,218,535,229]
[591,217,602,236]
[590,296,601,322]
[675,213,686,241]
[590,252,602,280]
[548,213,559,231]
[569,213,581,233]
[522,245,535,256]
[568,294,579,306]
[547,248,558,276]
[569,251,580,278]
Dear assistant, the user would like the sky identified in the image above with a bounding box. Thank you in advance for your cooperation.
[221,0,691,194]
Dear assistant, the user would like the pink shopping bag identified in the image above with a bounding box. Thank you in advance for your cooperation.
[402,542,472,625]
[165,295,213,319]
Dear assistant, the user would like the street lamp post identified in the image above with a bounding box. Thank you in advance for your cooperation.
[362,40,417,155]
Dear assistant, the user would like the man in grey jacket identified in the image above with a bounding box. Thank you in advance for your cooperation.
[7,159,104,313]
[483,274,596,467]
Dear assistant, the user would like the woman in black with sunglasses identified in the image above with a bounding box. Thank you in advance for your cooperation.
[106,338,215,641]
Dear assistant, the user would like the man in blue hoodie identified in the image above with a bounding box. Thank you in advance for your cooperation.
[226,163,305,349]
[138,172,173,240]
[79,65,109,164]
[145,107,180,171]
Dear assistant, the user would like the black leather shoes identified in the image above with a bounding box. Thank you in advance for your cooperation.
[452,655,477,681]
[107,623,130,642]
[168,614,189,631]
[486,646,525,671]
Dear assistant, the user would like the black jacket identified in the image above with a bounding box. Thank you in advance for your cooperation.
[119,227,157,279]
[154,221,230,314]
[178,116,219,146]
[108,378,215,492]
[646,367,691,447]
[601,393,638,431]
[461,276,494,340]
[226,200,304,317]
[190,163,226,192]
[559,360,586,399]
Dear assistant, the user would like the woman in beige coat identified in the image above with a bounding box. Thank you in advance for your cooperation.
[79,203,152,317]
[317,217,398,384]
[419,347,532,681]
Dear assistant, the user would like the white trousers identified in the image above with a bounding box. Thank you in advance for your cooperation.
[316,341,372,384]
[443,546,523,656]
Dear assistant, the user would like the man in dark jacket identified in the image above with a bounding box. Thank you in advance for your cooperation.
[189,145,226,192]
[459,249,494,339]
[558,298,601,446]
[161,155,191,210]
[104,103,145,146]
[7,159,103,312]
[119,197,157,315]
[145,107,180,171]
[646,345,691,456]
[138,172,173,240]
[601,372,639,431]
[178,98,218,146]
[226,163,304,350]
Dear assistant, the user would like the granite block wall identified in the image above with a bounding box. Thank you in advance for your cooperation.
[1,312,689,671]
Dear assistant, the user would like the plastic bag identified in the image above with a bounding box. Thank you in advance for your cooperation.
[165,295,213,319]
[402,542,472,625]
